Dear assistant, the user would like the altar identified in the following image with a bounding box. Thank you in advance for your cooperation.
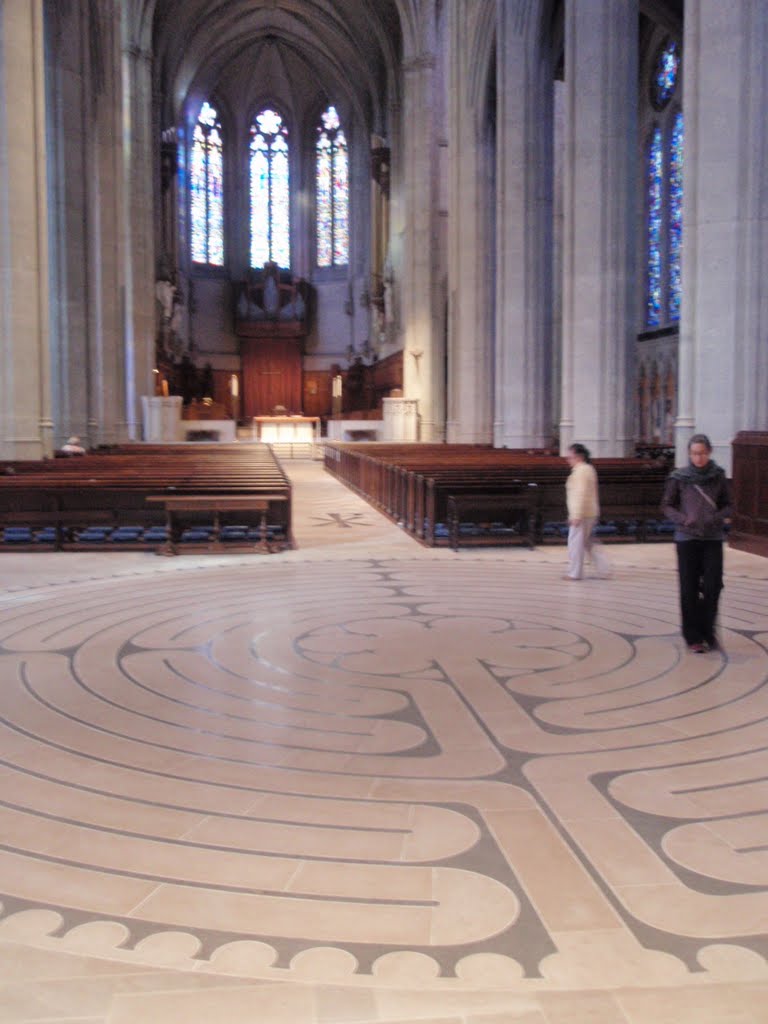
[252,415,320,444]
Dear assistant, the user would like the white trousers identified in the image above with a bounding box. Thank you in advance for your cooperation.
[566,517,611,579]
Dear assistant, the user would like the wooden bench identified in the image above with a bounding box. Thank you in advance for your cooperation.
[0,444,293,552]
[323,442,670,547]
[447,487,538,550]
[146,494,290,555]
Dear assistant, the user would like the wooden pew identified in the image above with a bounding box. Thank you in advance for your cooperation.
[146,493,290,555]
[322,442,669,547]
[0,444,293,552]
[447,486,538,550]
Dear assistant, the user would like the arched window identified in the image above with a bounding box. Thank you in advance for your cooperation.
[646,126,663,328]
[668,111,684,322]
[250,109,290,268]
[651,39,680,111]
[315,105,349,267]
[644,38,683,329]
[190,102,224,266]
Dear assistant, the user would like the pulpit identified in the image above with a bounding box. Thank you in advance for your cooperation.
[141,395,182,442]
[382,397,419,442]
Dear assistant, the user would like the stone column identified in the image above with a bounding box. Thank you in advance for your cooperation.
[676,2,768,473]
[45,0,90,446]
[0,0,53,458]
[121,25,156,440]
[495,0,554,449]
[400,38,444,442]
[560,0,638,456]
[45,0,135,447]
[94,6,131,444]
[444,0,495,443]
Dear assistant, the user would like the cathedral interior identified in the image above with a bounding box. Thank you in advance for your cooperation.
[0,1,767,1021]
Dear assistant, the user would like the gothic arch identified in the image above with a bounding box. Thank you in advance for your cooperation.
[148,1,403,140]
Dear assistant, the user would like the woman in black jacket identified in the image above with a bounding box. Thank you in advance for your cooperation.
[661,434,732,653]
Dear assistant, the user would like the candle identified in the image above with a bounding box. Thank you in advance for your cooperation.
[230,373,239,398]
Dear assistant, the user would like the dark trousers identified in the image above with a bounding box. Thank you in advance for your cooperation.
[675,540,724,646]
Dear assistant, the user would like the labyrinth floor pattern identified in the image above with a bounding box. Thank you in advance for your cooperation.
[0,467,766,1023]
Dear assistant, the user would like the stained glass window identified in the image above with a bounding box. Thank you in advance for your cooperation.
[190,102,224,266]
[250,109,290,268]
[652,39,679,110]
[668,111,684,322]
[646,127,663,327]
[316,106,349,267]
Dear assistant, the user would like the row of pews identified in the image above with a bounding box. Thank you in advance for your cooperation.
[0,444,293,553]
[323,442,671,548]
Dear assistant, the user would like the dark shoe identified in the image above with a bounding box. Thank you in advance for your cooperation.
[689,642,708,653]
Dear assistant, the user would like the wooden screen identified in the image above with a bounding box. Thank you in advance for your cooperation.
[731,431,768,557]
[241,338,303,417]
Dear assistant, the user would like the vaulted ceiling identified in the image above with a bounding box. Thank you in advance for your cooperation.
[147,0,404,134]
[136,0,683,132]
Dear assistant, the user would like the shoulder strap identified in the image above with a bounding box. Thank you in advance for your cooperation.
[693,483,717,510]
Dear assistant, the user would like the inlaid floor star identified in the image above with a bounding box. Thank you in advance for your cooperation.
[310,511,371,528]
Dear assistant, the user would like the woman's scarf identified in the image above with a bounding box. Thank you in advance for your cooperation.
[671,459,724,483]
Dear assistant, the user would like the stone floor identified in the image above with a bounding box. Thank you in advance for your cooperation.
[0,460,766,1023]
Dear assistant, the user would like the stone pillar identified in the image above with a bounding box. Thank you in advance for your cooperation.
[94,6,131,445]
[400,38,444,442]
[444,0,495,443]
[676,3,768,473]
[0,0,53,458]
[560,0,638,456]
[44,0,137,447]
[45,0,90,446]
[121,26,156,440]
[495,0,554,449]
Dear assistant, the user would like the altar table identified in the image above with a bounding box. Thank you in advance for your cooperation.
[252,416,320,444]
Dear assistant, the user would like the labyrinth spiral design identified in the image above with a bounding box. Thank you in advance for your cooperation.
[0,559,766,988]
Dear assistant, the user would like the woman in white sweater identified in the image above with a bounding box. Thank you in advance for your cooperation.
[564,443,611,580]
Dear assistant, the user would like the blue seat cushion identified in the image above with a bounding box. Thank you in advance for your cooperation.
[180,528,213,542]
[3,527,33,543]
[77,527,111,542]
[594,522,618,536]
[111,526,144,542]
[143,527,168,542]
[220,525,249,540]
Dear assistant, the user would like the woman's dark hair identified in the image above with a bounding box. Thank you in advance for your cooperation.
[569,443,591,463]
[688,433,712,452]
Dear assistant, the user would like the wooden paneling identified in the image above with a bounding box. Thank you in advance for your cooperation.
[731,431,768,557]
[236,347,404,420]
[241,338,302,417]
[303,371,333,418]
[336,350,405,415]
[371,350,403,398]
